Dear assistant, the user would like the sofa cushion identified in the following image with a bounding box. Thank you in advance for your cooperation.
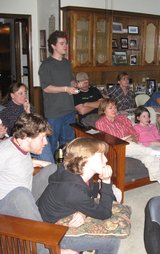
[125,157,148,182]
[57,202,131,239]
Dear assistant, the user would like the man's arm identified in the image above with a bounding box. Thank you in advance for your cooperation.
[43,85,78,95]
[75,98,104,115]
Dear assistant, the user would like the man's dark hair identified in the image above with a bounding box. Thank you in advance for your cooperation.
[12,112,52,139]
[48,30,68,54]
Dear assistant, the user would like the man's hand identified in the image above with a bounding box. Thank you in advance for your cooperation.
[32,159,51,168]
[66,86,79,95]
[68,212,86,228]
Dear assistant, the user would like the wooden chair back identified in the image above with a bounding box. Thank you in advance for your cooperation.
[0,214,68,254]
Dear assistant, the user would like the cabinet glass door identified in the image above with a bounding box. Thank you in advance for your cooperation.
[73,12,92,67]
[94,14,109,66]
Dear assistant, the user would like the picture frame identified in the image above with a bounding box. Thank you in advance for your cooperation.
[130,55,137,65]
[112,51,128,65]
[128,25,139,34]
[120,38,128,49]
[146,79,157,96]
[112,39,118,48]
[23,66,28,76]
[40,48,47,62]
[129,39,139,49]
[112,22,123,33]
[40,30,46,47]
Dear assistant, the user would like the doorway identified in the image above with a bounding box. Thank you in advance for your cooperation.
[0,14,33,102]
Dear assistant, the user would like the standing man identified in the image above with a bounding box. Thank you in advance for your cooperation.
[106,72,135,111]
[74,72,104,127]
[39,30,78,156]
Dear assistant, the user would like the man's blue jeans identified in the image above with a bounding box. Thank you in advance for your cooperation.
[48,111,75,156]
[33,140,54,163]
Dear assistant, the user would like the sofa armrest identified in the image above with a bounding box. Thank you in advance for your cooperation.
[0,214,68,254]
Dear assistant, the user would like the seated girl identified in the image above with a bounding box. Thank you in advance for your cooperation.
[95,98,160,182]
[134,106,160,147]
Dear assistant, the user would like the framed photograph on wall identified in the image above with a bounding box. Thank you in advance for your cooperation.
[130,55,137,65]
[120,38,128,49]
[146,79,157,96]
[112,39,118,48]
[112,51,127,65]
[40,48,47,62]
[128,26,139,34]
[129,39,139,49]
[40,30,46,47]
[112,22,123,33]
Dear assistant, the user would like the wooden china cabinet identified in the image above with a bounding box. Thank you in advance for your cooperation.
[62,6,160,85]
[63,8,110,68]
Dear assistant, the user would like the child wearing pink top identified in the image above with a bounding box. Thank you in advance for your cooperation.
[134,106,160,147]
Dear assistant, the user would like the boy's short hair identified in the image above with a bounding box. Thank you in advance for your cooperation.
[48,30,68,54]
[64,137,108,175]
[12,112,52,139]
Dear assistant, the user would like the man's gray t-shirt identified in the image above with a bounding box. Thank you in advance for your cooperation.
[39,57,75,118]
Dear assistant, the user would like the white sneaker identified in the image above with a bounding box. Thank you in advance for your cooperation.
[112,185,122,203]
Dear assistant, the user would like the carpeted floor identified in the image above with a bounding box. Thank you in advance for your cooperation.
[119,182,160,254]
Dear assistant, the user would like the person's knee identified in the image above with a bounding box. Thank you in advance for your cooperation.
[10,187,35,205]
